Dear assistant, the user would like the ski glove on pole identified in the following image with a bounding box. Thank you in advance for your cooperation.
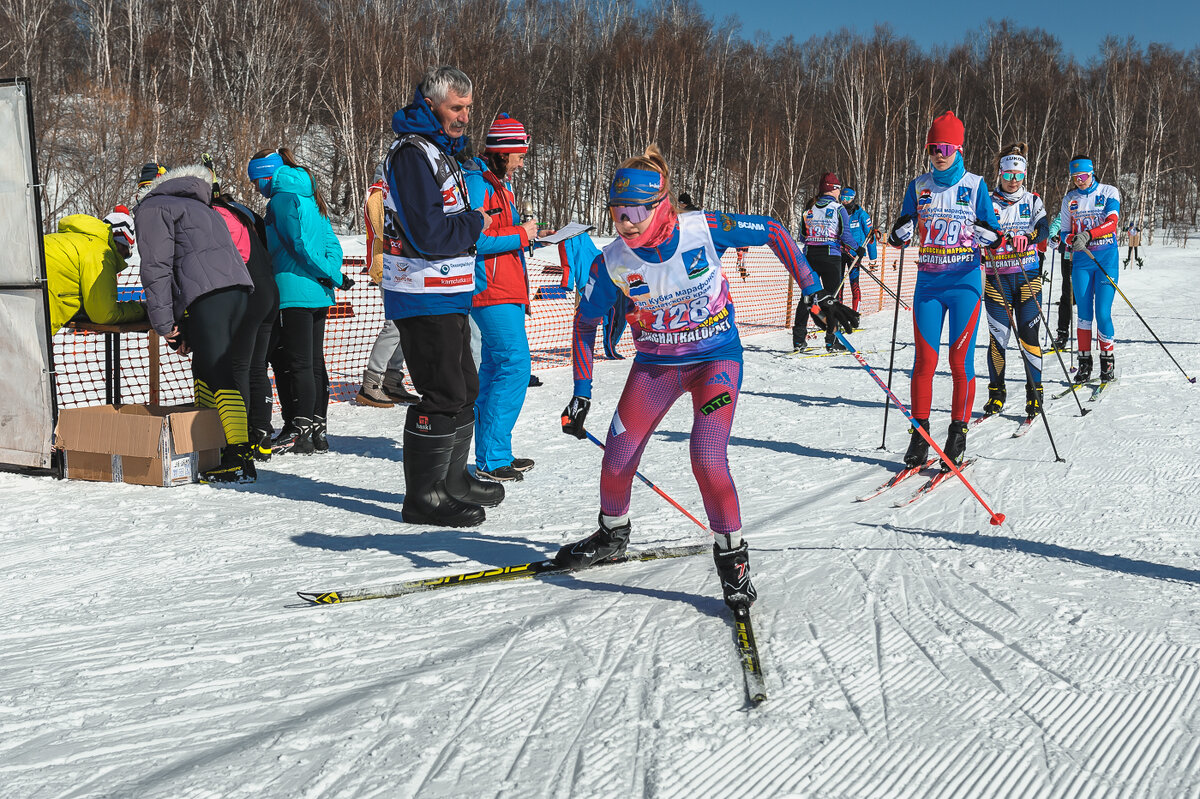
[815,297,861,333]
[1070,230,1092,251]
[889,215,915,247]
[561,396,591,439]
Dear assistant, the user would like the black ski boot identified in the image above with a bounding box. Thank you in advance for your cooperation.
[312,415,328,453]
[401,413,485,528]
[444,414,504,508]
[273,417,315,455]
[555,513,632,569]
[1025,384,1043,419]
[903,418,931,467]
[1074,352,1093,384]
[1099,353,1115,382]
[983,384,1005,416]
[713,541,757,610]
[1051,330,1070,351]
[201,442,257,484]
[251,428,273,462]
[941,421,969,471]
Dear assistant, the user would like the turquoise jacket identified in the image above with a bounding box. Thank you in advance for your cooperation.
[264,165,344,309]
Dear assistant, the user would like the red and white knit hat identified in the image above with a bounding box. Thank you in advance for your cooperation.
[485,113,529,154]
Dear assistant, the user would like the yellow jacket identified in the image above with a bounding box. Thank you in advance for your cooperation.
[44,214,146,334]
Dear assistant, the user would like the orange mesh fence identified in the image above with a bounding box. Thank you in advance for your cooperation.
[53,244,915,409]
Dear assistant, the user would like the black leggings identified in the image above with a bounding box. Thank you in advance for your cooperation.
[181,287,250,445]
[229,277,279,435]
[277,307,330,422]
[793,249,844,346]
[1056,254,1073,334]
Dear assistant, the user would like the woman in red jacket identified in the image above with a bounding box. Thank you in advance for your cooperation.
[462,115,541,481]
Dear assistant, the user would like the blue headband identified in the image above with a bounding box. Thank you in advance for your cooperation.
[840,187,856,202]
[609,167,664,205]
[247,152,284,181]
[1069,158,1094,176]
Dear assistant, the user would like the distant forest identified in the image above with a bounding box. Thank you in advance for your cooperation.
[5,0,1197,242]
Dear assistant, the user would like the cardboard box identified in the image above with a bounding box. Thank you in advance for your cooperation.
[55,405,226,486]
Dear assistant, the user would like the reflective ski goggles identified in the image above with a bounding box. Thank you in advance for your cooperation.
[608,200,660,224]
[927,143,958,158]
[1001,171,1026,182]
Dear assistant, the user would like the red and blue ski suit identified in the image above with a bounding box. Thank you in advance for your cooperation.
[894,155,1002,423]
[573,210,820,534]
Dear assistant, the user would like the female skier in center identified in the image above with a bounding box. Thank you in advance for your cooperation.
[888,111,1004,470]
[980,143,1048,420]
[556,144,848,610]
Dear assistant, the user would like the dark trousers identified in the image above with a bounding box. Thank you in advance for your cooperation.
[395,313,478,424]
[277,307,330,422]
[182,286,250,445]
[793,249,843,346]
[230,279,279,434]
[1057,254,1074,334]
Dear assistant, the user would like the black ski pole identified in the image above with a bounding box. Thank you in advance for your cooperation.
[1076,246,1196,383]
[987,261,1069,460]
[879,246,907,449]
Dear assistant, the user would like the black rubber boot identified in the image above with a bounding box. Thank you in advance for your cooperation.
[941,421,969,471]
[555,513,631,568]
[983,384,1005,416]
[713,541,757,610]
[401,414,485,528]
[444,414,504,508]
[903,418,931,467]
[1074,352,1093,384]
[1099,353,1115,382]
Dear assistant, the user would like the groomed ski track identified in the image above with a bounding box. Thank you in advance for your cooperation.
[4,250,1200,798]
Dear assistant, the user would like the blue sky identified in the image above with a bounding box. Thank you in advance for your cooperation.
[690,1,1196,59]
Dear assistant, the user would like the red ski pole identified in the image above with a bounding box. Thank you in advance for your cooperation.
[833,329,1006,526]
[584,430,710,532]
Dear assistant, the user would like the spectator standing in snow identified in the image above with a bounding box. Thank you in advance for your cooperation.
[134,165,255,483]
[381,65,502,528]
[207,165,281,463]
[462,113,540,482]
[248,147,345,455]
[43,209,146,334]
[887,111,1004,472]
[357,162,420,408]
[1124,223,1143,269]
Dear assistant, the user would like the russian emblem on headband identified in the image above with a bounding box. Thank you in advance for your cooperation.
[615,177,630,191]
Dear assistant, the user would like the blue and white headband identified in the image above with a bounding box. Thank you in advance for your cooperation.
[609,167,663,205]
[248,152,284,181]
[1068,158,1094,176]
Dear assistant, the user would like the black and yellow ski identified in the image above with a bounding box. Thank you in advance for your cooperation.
[297,544,709,605]
[733,606,768,705]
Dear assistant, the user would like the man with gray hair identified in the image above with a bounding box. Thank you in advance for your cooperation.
[381,65,502,527]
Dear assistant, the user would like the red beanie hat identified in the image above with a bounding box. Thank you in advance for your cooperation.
[819,172,841,193]
[926,111,964,147]
[485,113,529,154]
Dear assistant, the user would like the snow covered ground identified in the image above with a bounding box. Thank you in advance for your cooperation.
[4,247,1200,798]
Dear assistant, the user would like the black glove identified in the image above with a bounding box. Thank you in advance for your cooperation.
[818,297,860,333]
[856,246,867,258]
[888,214,915,247]
[561,396,590,439]
[318,274,356,291]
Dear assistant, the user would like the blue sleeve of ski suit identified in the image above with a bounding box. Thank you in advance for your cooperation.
[859,208,878,259]
[837,206,861,253]
[572,252,619,397]
[975,181,1001,230]
[1048,214,1062,239]
[705,211,821,294]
